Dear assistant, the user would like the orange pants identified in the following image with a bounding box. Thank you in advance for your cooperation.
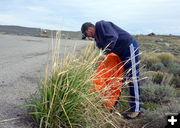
[92,53,124,110]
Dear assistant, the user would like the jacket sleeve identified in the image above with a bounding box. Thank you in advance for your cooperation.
[100,22,118,55]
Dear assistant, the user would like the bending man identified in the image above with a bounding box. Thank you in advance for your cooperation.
[81,20,141,119]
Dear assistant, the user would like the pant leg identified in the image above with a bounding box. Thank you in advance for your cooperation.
[119,40,141,112]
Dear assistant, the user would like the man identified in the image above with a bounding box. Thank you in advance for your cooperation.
[81,20,141,119]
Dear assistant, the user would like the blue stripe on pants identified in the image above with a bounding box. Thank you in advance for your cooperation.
[119,40,141,112]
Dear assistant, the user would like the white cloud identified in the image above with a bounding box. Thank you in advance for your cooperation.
[0,14,18,24]
[0,14,12,21]
[26,6,51,13]
[0,0,180,34]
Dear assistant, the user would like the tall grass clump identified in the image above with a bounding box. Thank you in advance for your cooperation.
[27,32,124,128]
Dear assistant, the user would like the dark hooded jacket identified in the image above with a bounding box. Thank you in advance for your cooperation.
[95,20,134,56]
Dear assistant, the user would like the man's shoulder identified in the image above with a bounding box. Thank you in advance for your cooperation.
[95,20,112,29]
[96,20,107,25]
[95,20,102,27]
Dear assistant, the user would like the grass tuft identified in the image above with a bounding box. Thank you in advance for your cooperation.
[26,33,125,128]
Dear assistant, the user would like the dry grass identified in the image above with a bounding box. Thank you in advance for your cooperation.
[26,32,128,128]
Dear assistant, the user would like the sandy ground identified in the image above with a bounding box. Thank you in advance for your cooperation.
[0,34,89,128]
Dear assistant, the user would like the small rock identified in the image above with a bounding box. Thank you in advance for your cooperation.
[165,43,170,47]
[148,33,156,36]
[155,38,164,42]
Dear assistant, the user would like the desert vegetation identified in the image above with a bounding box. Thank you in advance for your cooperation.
[136,35,180,127]
[26,33,128,128]
[26,34,180,128]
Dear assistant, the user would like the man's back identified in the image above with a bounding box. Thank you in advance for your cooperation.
[95,20,133,56]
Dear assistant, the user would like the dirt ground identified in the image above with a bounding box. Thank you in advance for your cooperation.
[0,34,89,128]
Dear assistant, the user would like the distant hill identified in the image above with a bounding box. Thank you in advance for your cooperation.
[0,25,82,39]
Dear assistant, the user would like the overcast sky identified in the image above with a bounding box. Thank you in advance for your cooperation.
[0,0,180,35]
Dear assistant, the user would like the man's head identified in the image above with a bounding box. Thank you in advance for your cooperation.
[81,22,95,39]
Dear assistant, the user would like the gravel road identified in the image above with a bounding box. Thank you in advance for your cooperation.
[0,34,89,128]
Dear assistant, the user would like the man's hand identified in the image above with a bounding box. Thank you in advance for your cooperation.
[98,53,106,61]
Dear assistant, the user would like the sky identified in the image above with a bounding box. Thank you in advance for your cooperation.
[0,0,180,35]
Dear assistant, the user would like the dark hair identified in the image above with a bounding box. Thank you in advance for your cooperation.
[81,22,94,39]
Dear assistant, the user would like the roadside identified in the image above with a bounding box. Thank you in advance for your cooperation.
[0,34,88,128]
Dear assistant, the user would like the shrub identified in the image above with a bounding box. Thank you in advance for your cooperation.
[149,62,166,71]
[168,62,180,87]
[152,72,173,85]
[144,103,180,128]
[138,68,150,85]
[171,75,180,88]
[152,71,164,84]
[141,83,176,104]
[169,62,180,76]
[143,52,175,71]
[144,56,161,70]
[156,52,175,67]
